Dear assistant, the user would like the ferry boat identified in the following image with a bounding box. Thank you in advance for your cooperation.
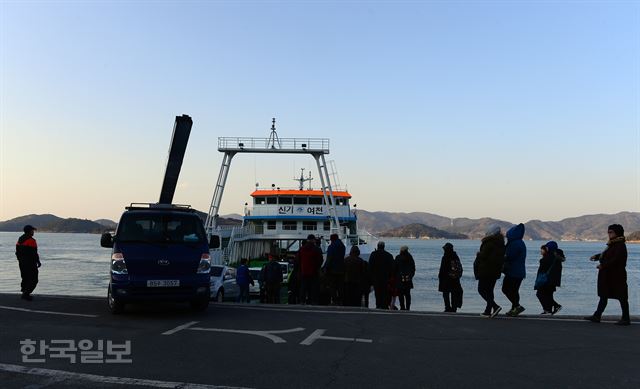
[204,119,377,264]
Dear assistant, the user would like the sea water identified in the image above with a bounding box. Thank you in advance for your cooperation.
[1,232,638,316]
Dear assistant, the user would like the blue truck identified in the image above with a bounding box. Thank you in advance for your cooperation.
[100,115,219,314]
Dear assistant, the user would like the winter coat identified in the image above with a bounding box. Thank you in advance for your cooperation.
[503,224,527,279]
[236,265,252,287]
[344,254,368,288]
[439,250,463,292]
[594,237,628,300]
[324,239,346,274]
[16,234,40,265]
[368,249,395,287]
[395,252,416,290]
[263,261,283,284]
[297,242,323,278]
[534,250,563,291]
[473,233,505,280]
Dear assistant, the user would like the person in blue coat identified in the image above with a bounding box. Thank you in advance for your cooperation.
[502,223,527,317]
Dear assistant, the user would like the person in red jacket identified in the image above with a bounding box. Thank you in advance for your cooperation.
[297,234,323,305]
[15,225,41,301]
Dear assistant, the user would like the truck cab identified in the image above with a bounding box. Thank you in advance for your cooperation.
[101,203,218,314]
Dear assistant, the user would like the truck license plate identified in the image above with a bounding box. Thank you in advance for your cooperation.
[147,280,180,287]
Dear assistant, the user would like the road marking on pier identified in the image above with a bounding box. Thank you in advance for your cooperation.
[0,305,98,318]
[188,327,306,344]
[161,321,200,335]
[0,363,253,389]
[300,329,373,346]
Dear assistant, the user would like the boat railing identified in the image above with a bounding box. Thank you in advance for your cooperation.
[218,137,330,153]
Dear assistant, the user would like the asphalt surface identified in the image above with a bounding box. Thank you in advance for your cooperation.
[1,293,639,389]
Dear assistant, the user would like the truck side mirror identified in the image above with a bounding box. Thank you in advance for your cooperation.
[209,235,220,249]
[100,233,113,248]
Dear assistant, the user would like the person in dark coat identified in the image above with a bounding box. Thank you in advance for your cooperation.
[438,242,463,312]
[474,226,505,317]
[368,241,395,309]
[502,223,527,317]
[343,246,368,307]
[534,241,563,314]
[323,234,346,305]
[297,234,324,305]
[15,225,41,301]
[395,246,416,311]
[236,258,254,303]
[263,256,283,304]
[584,224,630,325]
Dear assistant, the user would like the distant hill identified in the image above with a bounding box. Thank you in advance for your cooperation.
[0,214,112,233]
[380,223,468,239]
[357,210,640,241]
[94,219,117,229]
[628,231,640,242]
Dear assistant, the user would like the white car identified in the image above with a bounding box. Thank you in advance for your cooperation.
[210,265,239,302]
[248,267,263,298]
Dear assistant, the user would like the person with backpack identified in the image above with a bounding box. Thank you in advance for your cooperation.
[439,243,463,312]
[584,224,630,325]
[502,223,527,317]
[534,241,563,314]
[263,255,283,304]
[395,246,416,311]
[474,226,505,318]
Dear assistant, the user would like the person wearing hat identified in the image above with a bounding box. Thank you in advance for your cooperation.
[584,224,630,325]
[502,223,527,317]
[438,243,463,312]
[473,225,505,317]
[15,225,41,301]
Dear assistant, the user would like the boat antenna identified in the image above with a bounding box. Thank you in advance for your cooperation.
[267,117,281,149]
[293,168,313,190]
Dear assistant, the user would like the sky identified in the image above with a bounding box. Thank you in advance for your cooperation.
[1,0,639,224]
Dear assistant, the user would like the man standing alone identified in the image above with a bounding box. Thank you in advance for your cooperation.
[16,225,41,301]
[368,241,394,309]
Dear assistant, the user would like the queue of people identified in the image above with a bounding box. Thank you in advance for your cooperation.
[15,223,632,324]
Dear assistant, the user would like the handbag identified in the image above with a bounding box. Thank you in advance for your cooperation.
[535,255,557,289]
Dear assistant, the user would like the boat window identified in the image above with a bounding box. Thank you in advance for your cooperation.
[303,221,317,231]
[293,197,307,205]
[266,197,277,205]
[267,221,276,230]
[278,197,293,205]
[323,221,331,231]
[255,197,266,205]
[308,197,323,205]
[283,221,297,230]
[335,198,346,206]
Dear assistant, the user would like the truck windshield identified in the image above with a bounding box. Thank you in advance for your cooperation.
[117,213,206,244]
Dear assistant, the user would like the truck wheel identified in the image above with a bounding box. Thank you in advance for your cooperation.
[107,287,125,314]
[190,298,209,312]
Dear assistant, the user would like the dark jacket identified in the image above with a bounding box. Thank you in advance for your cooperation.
[263,261,283,284]
[236,264,252,287]
[344,254,368,287]
[504,224,527,279]
[324,239,346,274]
[534,247,563,290]
[16,234,40,265]
[438,250,463,292]
[368,248,394,286]
[474,233,505,280]
[395,252,416,290]
[594,237,628,300]
[298,242,323,278]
